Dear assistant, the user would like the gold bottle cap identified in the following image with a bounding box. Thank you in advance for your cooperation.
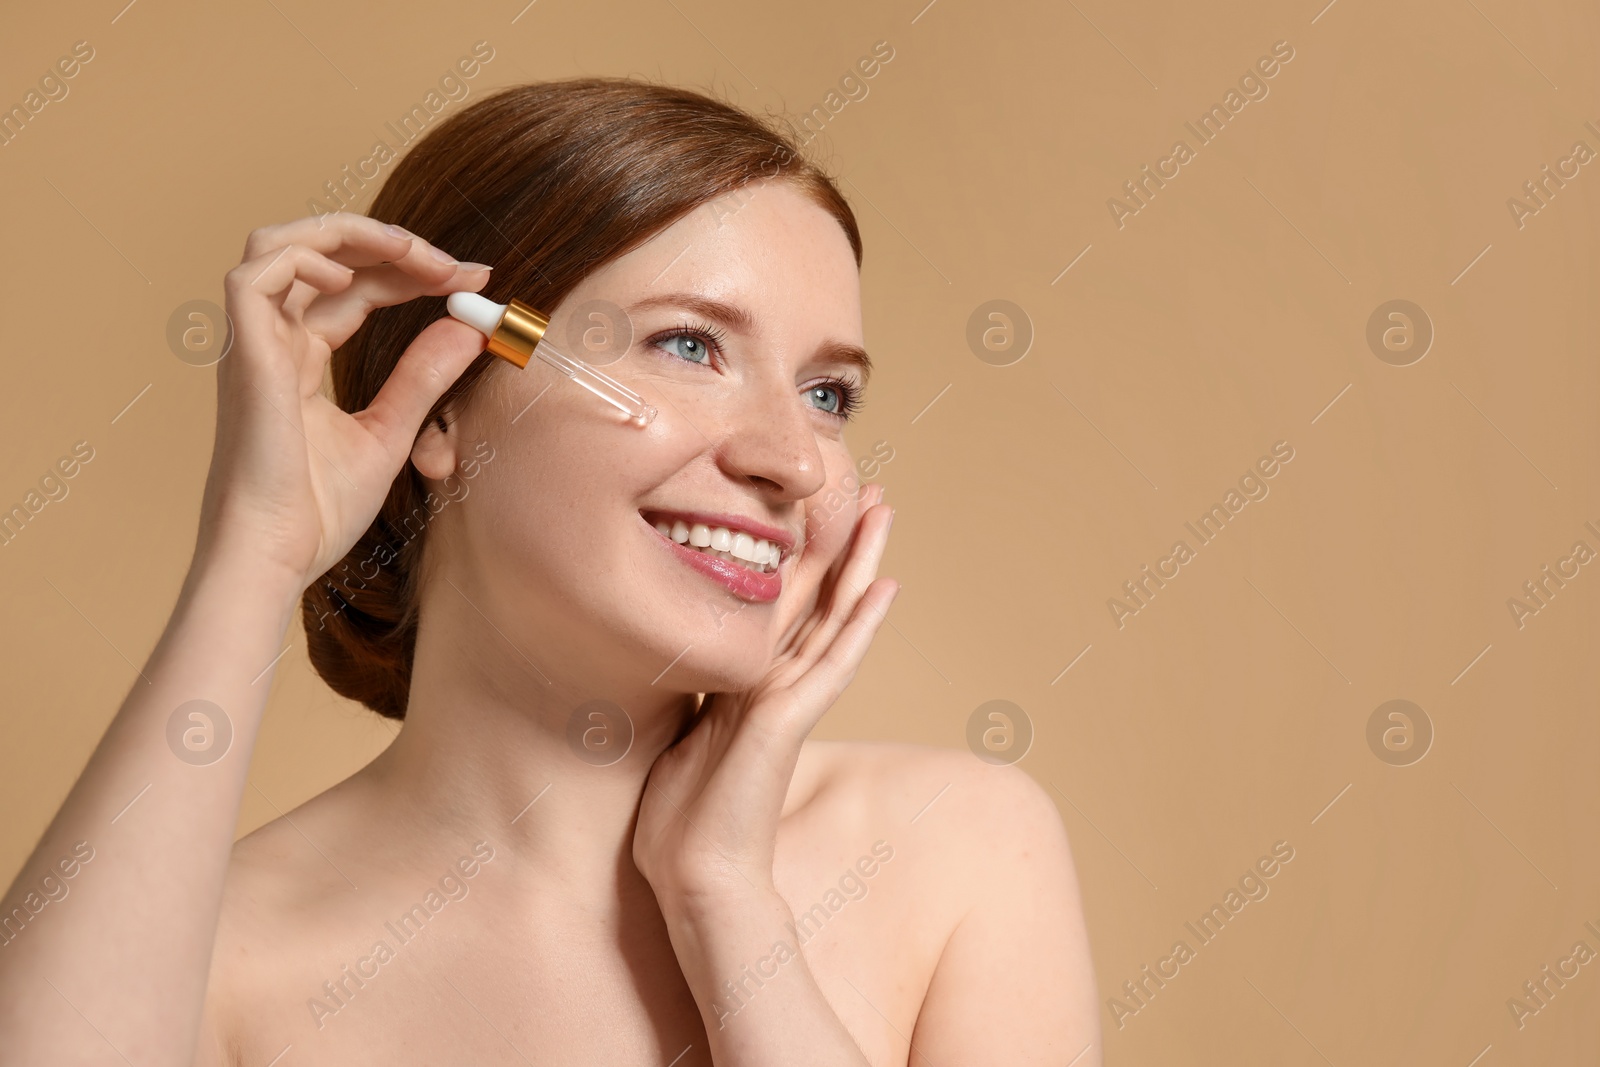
[485,297,550,369]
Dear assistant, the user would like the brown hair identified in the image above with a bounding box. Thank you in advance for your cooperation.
[300,77,863,719]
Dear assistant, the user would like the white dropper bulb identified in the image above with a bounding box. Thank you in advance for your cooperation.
[446,291,507,338]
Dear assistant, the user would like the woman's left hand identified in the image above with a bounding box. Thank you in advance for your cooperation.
[632,483,897,905]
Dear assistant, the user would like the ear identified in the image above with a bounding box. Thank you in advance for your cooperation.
[411,409,460,480]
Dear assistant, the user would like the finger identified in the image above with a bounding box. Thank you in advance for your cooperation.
[791,500,894,667]
[775,483,885,658]
[280,278,323,319]
[244,213,411,265]
[763,577,900,740]
[245,213,469,293]
[228,243,356,299]
[352,317,488,461]
[224,246,356,363]
[817,483,885,597]
[297,261,493,347]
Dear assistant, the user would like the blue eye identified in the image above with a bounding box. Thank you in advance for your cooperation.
[654,331,715,365]
[651,320,726,367]
[807,380,865,419]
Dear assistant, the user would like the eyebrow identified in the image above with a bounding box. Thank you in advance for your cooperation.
[625,292,872,386]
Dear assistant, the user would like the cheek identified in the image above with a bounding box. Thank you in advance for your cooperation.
[779,467,863,611]
[806,455,865,555]
[462,391,655,569]
[804,493,858,564]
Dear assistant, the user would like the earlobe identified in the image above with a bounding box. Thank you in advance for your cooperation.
[410,411,461,480]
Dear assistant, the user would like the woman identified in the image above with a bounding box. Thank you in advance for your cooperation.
[0,79,1099,1064]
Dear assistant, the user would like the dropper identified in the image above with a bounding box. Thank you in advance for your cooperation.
[446,291,658,426]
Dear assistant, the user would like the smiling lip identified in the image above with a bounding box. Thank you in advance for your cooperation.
[638,511,788,604]
[638,509,797,556]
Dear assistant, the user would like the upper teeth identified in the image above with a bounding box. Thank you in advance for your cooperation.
[654,518,781,573]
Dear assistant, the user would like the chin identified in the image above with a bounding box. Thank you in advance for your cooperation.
[670,657,774,697]
[647,615,779,694]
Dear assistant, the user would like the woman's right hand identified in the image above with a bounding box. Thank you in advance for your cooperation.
[196,213,492,589]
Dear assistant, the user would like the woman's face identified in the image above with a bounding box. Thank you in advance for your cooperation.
[424,178,872,695]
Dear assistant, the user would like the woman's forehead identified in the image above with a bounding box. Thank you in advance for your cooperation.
[588,181,861,313]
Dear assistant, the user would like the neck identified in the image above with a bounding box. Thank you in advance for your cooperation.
[359,596,700,903]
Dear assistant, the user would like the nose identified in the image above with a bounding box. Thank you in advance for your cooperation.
[711,373,828,501]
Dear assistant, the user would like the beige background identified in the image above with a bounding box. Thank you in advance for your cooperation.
[3,0,1597,1062]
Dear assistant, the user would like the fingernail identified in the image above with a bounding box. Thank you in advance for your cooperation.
[888,506,896,528]
[457,261,493,272]
[429,246,458,264]
[383,223,412,238]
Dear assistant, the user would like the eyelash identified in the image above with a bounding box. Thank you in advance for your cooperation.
[647,319,865,421]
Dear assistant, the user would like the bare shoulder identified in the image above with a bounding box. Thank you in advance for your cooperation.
[786,739,1075,904]
[222,778,370,919]
[787,740,1100,1064]
[193,784,372,1065]
[791,738,1068,845]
